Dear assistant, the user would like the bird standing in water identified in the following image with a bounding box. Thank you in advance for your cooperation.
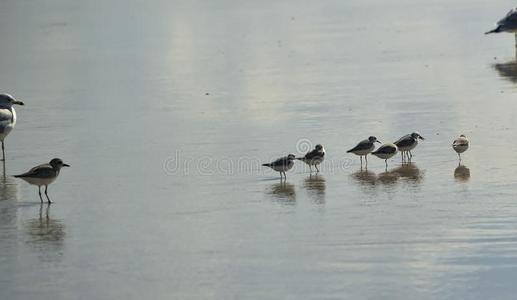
[297,144,325,173]
[262,154,296,180]
[0,94,24,161]
[452,135,469,161]
[15,158,70,203]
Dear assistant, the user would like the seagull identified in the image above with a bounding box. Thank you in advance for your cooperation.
[394,132,424,162]
[372,143,398,169]
[452,134,469,161]
[0,94,24,161]
[347,136,381,166]
[262,154,296,180]
[486,7,517,36]
[14,158,70,203]
[296,144,325,173]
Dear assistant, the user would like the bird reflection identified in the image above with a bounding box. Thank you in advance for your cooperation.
[454,164,470,182]
[25,204,65,261]
[303,174,326,204]
[493,60,517,83]
[267,181,296,203]
[391,163,424,184]
[0,174,19,201]
[350,168,377,187]
[377,170,400,186]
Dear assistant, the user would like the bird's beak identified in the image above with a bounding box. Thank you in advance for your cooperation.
[63,163,70,167]
[13,100,24,106]
[376,140,381,143]
[419,136,425,140]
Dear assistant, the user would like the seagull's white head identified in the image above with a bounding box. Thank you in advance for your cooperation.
[0,94,24,108]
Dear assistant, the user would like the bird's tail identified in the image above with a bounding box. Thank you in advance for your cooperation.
[346,149,353,153]
[262,163,271,167]
[13,174,24,178]
[485,26,501,34]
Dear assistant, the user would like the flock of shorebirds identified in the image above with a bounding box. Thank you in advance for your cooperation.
[0,8,514,197]
[263,5,517,180]
[262,133,469,179]
[0,94,69,204]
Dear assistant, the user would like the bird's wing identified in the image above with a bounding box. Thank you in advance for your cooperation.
[15,164,55,178]
[373,145,395,154]
[453,137,469,146]
[394,135,414,147]
[0,109,13,133]
[270,156,290,167]
[304,149,324,160]
[347,139,371,152]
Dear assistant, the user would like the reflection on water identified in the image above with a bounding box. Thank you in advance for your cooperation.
[391,163,424,184]
[350,169,377,187]
[350,164,424,189]
[377,170,400,186]
[454,164,471,182]
[303,174,326,204]
[493,60,517,83]
[0,175,19,202]
[25,205,66,262]
[267,182,296,204]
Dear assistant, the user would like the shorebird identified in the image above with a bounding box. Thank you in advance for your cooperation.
[262,154,296,180]
[486,7,517,48]
[452,134,469,161]
[14,158,70,203]
[296,144,325,173]
[347,136,381,166]
[0,94,24,161]
[394,132,424,162]
[372,143,398,169]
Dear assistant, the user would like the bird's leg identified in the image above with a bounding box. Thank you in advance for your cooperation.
[44,185,52,204]
[309,165,312,173]
[38,186,43,203]
[1,140,5,161]
[458,153,461,161]
[409,150,413,159]
[360,156,363,166]
[385,159,388,171]
[315,164,320,173]
[365,154,368,166]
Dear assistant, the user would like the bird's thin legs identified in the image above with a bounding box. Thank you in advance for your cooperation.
[44,185,51,204]
[385,159,388,171]
[360,156,363,166]
[365,154,368,166]
[315,164,320,173]
[458,153,461,161]
[38,186,43,203]
[1,140,5,162]
[309,165,313,173]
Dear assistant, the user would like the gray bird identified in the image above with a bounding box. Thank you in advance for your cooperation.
[486,8,517,49]
[297,144,325,173]
[0,94,24,161]
[262,154,296,180]
[347,136,381,166]
[394,132,424,162]
[15,158,70,203]
[372,143,398,170]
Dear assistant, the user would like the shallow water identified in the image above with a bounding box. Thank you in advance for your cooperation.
[1,0,517,299]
